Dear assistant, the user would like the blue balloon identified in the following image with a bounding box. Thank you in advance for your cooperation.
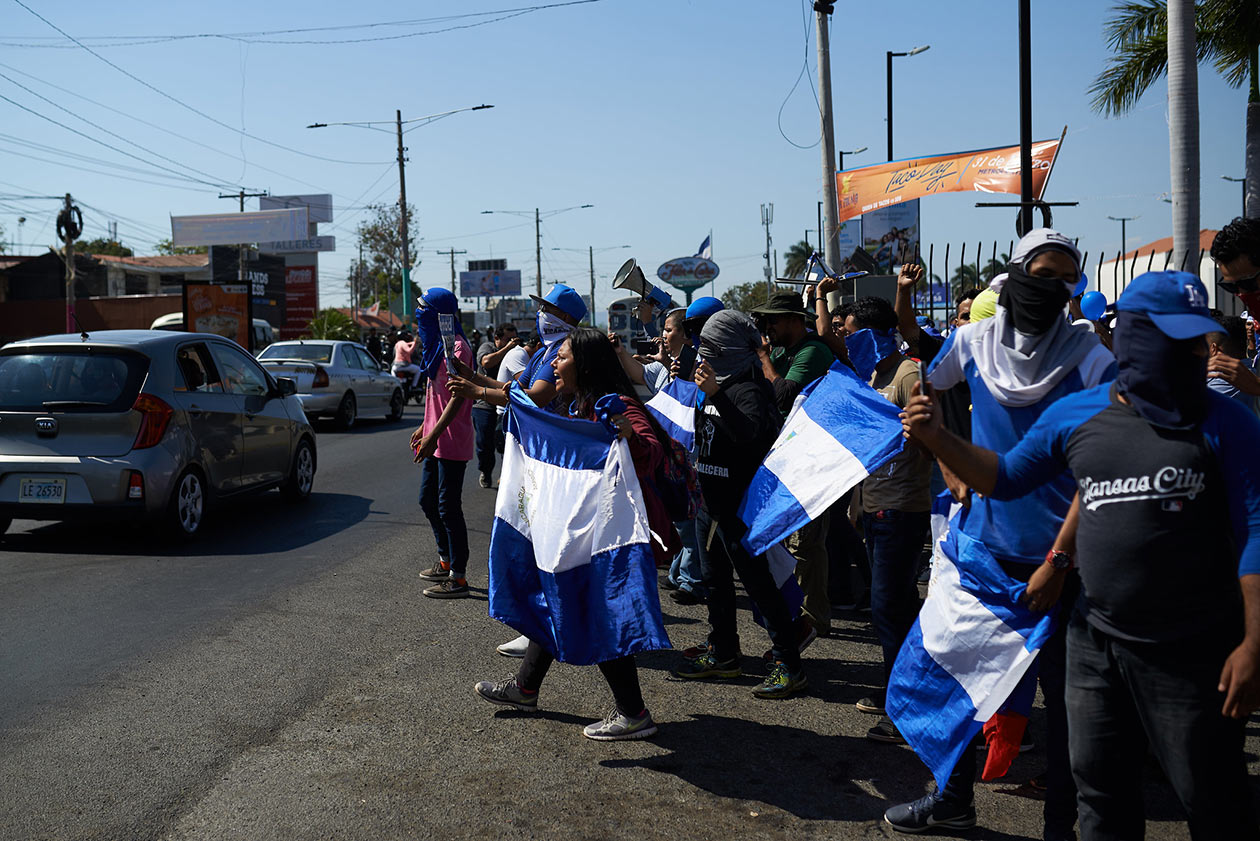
[1080,290,1107,322]
[1072,272,1088,298]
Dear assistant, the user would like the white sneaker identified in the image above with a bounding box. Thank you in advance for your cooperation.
[496,634,530,658]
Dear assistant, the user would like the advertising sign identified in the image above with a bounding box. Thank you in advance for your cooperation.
[257,236,336,254]
[459,269,521,298]
[171,208,309,248]
[656,256,720,291]
[210,246,287,335]
[259,194,333,224]
[863,200,921,274]
[836,218,861,262]
[835,138,1062,223]
[183,282,251,349]
[282,265,317,339]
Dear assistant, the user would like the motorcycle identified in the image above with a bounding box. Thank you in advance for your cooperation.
[393,369,426,406]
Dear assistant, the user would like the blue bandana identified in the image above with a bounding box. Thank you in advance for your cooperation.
[845,328,898,381]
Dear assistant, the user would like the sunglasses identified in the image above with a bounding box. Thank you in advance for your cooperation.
[1218,268,1260,295]
[957,312,971,322]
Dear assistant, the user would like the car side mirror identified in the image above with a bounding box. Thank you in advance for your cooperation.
[275,377,297,397]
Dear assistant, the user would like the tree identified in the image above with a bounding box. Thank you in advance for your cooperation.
[1090,0,1257,220]
[304,308,359,340]
[783,240,813,278]
[78,237,133,257]
[0,223,6,255]
[721,281,771,313]
[154,238,207,256]
[350,202,419,315]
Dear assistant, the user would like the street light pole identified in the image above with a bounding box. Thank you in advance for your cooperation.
[482,205,593,296]
[1223,175,1246,217]
[886,46,929,160]
[1107,215,1139,283]
[837,145,868,173]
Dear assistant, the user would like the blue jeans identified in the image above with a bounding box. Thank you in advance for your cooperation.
[668,518,704,594]
[1067,616,1257,841]
[863,509,930,684]
[471,406,497,476]
[418,457,469,576]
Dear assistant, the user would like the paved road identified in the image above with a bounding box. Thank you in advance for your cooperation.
[0,405,1253,840]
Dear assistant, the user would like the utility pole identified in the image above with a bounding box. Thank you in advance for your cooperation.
[589,246,596,326]
[1018,0,1034,235]
[1107,216,1139,283]
[218,188,269,351]
[815,1,840,267]
[535,208,542,296]
[437,247,467,295]
[56,193,82,333]
[761,203,774,292]
[357,239,364,318]
[396,110,413,323]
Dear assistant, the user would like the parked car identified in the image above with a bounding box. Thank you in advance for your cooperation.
[0,330,316,538]
[256,340,405,429]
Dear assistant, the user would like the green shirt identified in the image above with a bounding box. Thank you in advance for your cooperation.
[770,335,834,388]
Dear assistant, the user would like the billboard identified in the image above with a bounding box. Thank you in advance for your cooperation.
[460,269,521,298]
[259,194,333,224]
[282,265,317,339]
[210,246,287,334]
[257,236,335,254]
[656,257,720,291]
[183,282,251,349]
[863,199,920,274]
[171,208,309,248]
[836,138,1062,223]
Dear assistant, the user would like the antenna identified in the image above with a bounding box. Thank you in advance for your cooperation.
[71,310,89,342]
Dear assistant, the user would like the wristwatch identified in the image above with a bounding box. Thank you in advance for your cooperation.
[1045,549,1074,570]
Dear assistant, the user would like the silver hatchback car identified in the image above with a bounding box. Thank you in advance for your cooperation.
[0,330,317,538]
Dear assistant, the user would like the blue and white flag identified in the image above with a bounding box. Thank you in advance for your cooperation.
[886,523,1058,788]
[645,377,700,450]
[489,386,671,665]
[695,234,712,260]
[739,361,905,556]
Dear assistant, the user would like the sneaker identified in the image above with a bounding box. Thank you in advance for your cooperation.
[856,696,886,715]
[424,578,469,599]
[660,576,679,591]
[679,641,711,660]
[866,716,906,744]
[672,651,741,680]
[419,560,451,581]
[582,708,658,741]
[883,792,976,833]
[479,472,492,489]
[473,677,538,712]
[496,634,530,658]
[669,587,701,606]
[762,619,819,661]
[752,661,808,699]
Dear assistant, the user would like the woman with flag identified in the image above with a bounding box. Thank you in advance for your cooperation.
[473,328,675,741]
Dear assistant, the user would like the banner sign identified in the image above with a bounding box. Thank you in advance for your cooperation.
[257,236,336,254]
[171,208,309,247]
[460,269,521,297]
[863,200,921,274]
[836,139,1061,223]
[183,282,251,350]
[656,256,719,291]
[259,194,333,224]
[282,265,317,339]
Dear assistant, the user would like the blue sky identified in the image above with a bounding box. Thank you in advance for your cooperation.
[0,0,1249,313]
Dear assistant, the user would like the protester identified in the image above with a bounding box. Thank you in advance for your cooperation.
[1208,314,1260,414]
[474,327,671,741]
[365,327,383,363]
[1212,217,1260,316]
[841,294,934,743]
[409,288,475,599]
[882,229,1116,837]
[902,270,1260,841]
[391,330,422,390]
[472,323,520,488]
[671,311,808,699]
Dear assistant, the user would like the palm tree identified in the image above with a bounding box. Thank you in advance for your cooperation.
[783,240,813,278]
[1091,0,1259,221]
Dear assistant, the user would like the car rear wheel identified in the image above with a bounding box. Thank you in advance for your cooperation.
[387,389,405,422]
[168,468,206,538]
[281,438,316,501]
[335,392,357,430]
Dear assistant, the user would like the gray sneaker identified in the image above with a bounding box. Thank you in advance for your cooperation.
[582,708,657,741]
[496,634,531,658]
[473,677,538,712]
[418,561,450,581]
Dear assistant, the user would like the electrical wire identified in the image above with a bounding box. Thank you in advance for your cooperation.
[776,0,821,151]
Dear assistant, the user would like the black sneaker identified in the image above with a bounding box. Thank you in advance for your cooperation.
[884,792,976,833]
[856,696,886,715]
[419,561,451,581]
[672,651,741,679]
[669,587,701,606]
[866,716,906,744]
[479,472,492,489]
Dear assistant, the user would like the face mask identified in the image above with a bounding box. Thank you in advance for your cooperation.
[536,312,572,345]
[1114,311,1209,429]
[999,263,1072,335]
[845,328,898,381]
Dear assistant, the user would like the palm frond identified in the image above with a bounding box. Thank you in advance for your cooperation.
[1202,0,1260,88]
[1090,31,1170,115]
[1101,0,1167,50]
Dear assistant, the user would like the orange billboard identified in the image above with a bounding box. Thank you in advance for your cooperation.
[835,139,1062,223]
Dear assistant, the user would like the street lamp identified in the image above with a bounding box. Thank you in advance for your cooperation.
[1107,215,1139,283]
[1222,175,1246,217]
[886,45,929,160]
[307,103,493,320]
[552,244,630,326]
[481,205,593,296]
[838,145,868,172]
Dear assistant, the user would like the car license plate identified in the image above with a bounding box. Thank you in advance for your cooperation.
[19,478,66,504]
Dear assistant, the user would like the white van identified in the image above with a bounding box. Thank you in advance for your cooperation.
[150,312,276,353]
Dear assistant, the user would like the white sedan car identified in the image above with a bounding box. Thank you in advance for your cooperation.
[257,340,404,429]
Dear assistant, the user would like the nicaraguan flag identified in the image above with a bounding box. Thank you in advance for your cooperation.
[738,361,904,556]
[488,386,671,665]
[645,377,700,450]
[886,523,1058,788]
[695,234,712,260]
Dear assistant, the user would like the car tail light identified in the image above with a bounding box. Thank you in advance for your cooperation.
[128,471,145,500]
[132,393,173,449]
[312,366,329,388]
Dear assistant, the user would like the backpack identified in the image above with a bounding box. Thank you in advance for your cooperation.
[653,435,704,521]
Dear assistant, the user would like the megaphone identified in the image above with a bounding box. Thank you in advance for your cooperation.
[613,257,673,312]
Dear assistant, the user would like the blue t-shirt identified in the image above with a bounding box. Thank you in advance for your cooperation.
[516,341,563,414]
[993,385,1260,641]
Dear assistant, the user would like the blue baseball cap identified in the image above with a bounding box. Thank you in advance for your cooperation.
[417,286,458,313]
[685,296,724,320]
[529,283,587,322]
[1115,271,1220,339]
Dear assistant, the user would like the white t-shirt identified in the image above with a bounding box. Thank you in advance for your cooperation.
[497,345,532,415]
